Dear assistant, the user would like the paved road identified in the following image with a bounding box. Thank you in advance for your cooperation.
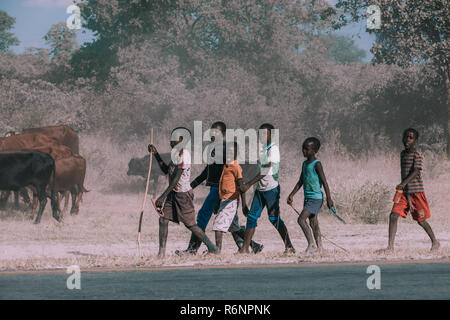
[0,260,449,299]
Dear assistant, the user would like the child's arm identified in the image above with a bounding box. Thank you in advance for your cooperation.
[240,162,271,193]
[315,162,334,209]
[190,166,207,189]
[287,171,303,205]
[238,178,249,217]
[148,144,169,174]
[155,168,183,208]
[397,168,420,190]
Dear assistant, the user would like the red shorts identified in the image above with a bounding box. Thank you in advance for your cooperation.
[391,192,431,222]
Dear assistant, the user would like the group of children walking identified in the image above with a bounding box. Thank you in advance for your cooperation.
[147,123,440,258]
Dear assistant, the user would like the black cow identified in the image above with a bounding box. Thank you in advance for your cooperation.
[0,151,60,224]
[127,153,172,193]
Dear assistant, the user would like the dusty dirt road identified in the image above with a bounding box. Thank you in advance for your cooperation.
[0,191,449,271]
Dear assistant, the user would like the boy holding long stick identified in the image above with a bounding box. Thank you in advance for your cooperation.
[148,127,218,258]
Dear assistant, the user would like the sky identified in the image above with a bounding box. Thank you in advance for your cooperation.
[0,0,93,52]
[0,0,375,61]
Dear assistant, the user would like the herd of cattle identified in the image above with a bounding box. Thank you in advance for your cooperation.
[0,125,87,224]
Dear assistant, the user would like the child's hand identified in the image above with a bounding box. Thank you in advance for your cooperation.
[240,183,250,193]
[148,144,158,154]
[327,199,334,209]
[287,195,294,206]
[242,205,249,217]
[396,184,405,190]
[155,196,165,209]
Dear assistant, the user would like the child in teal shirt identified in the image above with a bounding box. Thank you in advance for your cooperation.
[287,137,334,253]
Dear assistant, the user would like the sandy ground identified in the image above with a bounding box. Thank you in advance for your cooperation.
[0,188,449,271]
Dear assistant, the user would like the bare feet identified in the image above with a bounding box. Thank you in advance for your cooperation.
[375,247,394,254]
[304,245,316,254]
[238,248,251,254]
[431,241,440,252]
[281,246,295,255]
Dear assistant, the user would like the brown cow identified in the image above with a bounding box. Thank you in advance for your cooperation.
[3,144,73,161]
[31,155,88,217]
[23,125,79,154]
[0,133,57,152]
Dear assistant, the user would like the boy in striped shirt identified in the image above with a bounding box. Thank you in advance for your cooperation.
[385,128,440,252]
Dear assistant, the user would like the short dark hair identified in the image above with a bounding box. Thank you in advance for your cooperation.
[171,127,191,142]
[259,123,275,131]
[211,121,226,134]
[303,137,321,151]
[403,128,419,140]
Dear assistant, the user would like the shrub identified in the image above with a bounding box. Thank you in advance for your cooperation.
[335,181,392,224]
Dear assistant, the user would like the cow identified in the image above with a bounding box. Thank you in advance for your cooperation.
[0,133,59,208]
[0,151,60,224]
[0,133,57,152]
[38,155,87,216]
[0,141,74,209]
[127,153,172,194]
[55,155,88,215]
[3,144,73,161]
[22,125,79,154]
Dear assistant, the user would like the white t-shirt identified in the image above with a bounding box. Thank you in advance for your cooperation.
[169,149,192,193]
[256,144,280,191]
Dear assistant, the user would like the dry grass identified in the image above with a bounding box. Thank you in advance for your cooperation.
[0,135,449,271]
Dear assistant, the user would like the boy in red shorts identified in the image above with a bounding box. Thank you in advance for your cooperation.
[385,128,440,252]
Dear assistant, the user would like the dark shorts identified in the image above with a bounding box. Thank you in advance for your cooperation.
[161,190,196,227]
[303,198,323,215]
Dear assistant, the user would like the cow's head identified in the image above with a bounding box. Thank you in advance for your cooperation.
[127,155,150,178]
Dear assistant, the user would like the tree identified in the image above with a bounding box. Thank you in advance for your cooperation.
[324,34,366,64]
[72,0,177,81]
[72,0,336,82]
[43,22,77,66]
[334,0,450,155]
[0,10,19,52]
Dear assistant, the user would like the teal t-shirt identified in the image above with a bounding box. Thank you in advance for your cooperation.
[302,160,323,199]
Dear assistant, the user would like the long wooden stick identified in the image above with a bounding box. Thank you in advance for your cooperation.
[137,128,153,258]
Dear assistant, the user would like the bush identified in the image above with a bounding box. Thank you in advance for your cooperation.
[335,181,392,224]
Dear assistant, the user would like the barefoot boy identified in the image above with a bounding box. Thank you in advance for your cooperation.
[212,142,248,253]
[287,137,334,253]
[385,128,439,252]
[239,123,295,254]
[148,127,217,257]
